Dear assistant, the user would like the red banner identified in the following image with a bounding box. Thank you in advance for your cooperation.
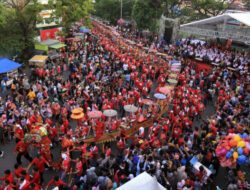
[40,28,60,41]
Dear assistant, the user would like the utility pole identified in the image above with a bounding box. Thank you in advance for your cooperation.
[120,0,123,18]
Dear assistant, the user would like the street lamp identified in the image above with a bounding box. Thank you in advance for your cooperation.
[120,0,123,18]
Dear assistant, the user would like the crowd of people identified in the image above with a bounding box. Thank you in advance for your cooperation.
[0,20,249,190]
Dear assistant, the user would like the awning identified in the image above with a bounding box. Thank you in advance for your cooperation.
[49,43,66,49]
[29,55,48,63]
[40,39,60,46]
[0,59,22,74]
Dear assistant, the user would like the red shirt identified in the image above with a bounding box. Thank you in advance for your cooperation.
[46,179,67,188]
[15,128,24,139]
[14,141,29,153]
[30,157,47,173]
[30,171,40,185]
[75,161,83,176]
[173,128,181,138]
[0,173,14,184]
[15,166,25,177]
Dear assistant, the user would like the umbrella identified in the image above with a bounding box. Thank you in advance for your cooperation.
[154,93,167,100]
[171,65,181,69]
[169,73,177,78]
[149,49,157,53]
[124,105,138,113]
[168,79,178,84]
[141,99,154,105]
[71,107,84,119]
[73,33,83,36]
[171,68,180,72]
[172,62,181,66]
[72,107,83,114]
[71,112,84,119]
[79,29,90,33]
[87,111,102,119]
[159,87,172,95]
[171,60,179,64]
[103,109,117,117]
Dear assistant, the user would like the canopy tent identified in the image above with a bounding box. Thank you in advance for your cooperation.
[180,11,250,44]
[0,59,21,74]
[29,55,48,67]
[181,12,250,27]
[117,172,166,190]
[35,39,66,51]
[49,43,66,49]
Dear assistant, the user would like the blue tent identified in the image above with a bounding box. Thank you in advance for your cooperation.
[79,28,90,33]
[171,60,179,64]
[0,58,22,74]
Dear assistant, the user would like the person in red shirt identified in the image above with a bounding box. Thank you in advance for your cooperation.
[0,180,13,190]
[14,125,24,143]
[0,170,14,185]
[28,183,40,190]
[18,176,30,190]
[45,175,67,190]
[14,139,32,165]
[27,154,50,184]
[71,157,83,182]
[29,167,40,185]
[173,127,181,139]
[14,163,25,178]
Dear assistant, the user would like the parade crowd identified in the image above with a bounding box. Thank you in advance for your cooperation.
[0,20,249,190]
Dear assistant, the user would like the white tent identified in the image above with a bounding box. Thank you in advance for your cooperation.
[179,11,250,44]
[181,12,250,27]
[116,172,166,190]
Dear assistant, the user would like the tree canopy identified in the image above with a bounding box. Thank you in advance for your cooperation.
[52,0,94,32]
[132,0,162,32]
[94,0,135,25]
[0,0,44,59]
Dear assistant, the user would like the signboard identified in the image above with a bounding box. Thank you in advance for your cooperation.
[40,28,60,41]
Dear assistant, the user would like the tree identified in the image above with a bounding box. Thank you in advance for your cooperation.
[52,0,94,33]
[132,0,162,32]
[94,0,135,25]
[182,0,228,21]
[94,0,120,25]
[0,0,44,59]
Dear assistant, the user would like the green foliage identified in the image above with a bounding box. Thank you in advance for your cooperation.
[53,0,94,32]
[182,0,228,22]
[0,1,44,58]
[0,4,24,56]
[132,0,162,32]
[94,0,120,25]
[94,0,135,25]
